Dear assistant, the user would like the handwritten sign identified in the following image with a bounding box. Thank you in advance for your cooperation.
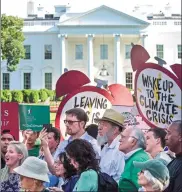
[55,86,113,139]
[135,65,181,129]
[1,102,19,140]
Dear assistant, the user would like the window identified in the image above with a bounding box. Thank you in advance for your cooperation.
[125,72,133,89]
[45,45,52,59]
[125,45,132,59]
[24,73,31,89]
[156,44,164,59]
[45,73,52,90]
[2,73,10,89]
[178,45,182,59]
[24,45,31,59]
[100,44,108,60]
[75,45,83,60]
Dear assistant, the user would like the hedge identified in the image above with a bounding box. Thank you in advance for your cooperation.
[1,89,58,103]
[11,90,23,103]
[39,89,48,102]
[29,90,39,103]
[1,90,12,102]
[22,90,32,103]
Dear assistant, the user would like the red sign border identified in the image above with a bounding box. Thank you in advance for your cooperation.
[55,86,114,129]
[134,63,181,128]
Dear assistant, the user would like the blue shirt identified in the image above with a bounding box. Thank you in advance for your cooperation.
[54,132,101,160]
[100,135,125,183]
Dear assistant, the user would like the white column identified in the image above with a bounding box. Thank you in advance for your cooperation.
[114,34,124,85]
[87,34,94,83]
[58,34,67,75]
[140,34,148,47]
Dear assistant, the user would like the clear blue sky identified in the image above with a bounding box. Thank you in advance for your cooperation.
[2,0,181,17]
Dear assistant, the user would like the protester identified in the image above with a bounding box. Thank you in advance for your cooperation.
[145,128,172,164]
[1,129,14,169]
[118,127,149,192]
[95,109,125,182]
[23,129,41,157]
[41,108,100,175]
[14,156,50,192]
[133,159,170,191]
[85,124,98,139]
[164,120,182,192]
[49,152,79,192]
[54,108,100,160]
[65,139,100,191]
[0,141,28,192]
[39,127,61,188]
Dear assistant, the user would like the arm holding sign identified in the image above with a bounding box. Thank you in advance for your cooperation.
[39,128,56,175]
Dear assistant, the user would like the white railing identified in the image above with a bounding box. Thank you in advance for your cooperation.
[24,21,58,26]
[152,21,181,26]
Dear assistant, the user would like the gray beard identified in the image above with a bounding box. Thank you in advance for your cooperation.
[97,134,108,146]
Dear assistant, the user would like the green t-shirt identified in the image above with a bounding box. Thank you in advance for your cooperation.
[28,138,41,157]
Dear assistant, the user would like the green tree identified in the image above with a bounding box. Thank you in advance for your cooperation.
[1,14,25,72]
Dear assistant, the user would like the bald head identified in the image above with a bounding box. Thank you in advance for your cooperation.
[165,120,182,154]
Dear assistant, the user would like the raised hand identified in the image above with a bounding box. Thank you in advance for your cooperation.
[39,128,48,149]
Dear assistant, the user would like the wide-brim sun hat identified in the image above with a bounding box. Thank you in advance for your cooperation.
[14,156,49,182]
[94,109,125,128]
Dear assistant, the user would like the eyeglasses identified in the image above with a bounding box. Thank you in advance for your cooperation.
[64,120,81,125]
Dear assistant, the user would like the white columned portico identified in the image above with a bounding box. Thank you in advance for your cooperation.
[87,34,94,83]
[114,34,124,84]
[58,34,67,75]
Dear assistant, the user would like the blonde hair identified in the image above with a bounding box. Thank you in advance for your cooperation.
[9,141,28,165]
[0,141,28,182]
[144,170,169,191]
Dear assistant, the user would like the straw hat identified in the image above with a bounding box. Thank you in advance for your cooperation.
[14,156,49,182]
[95,109,125,128]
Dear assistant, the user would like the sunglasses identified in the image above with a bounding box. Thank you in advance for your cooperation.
[64,120,81,125]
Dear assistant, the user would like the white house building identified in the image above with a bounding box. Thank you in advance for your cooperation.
[1,4,181,91]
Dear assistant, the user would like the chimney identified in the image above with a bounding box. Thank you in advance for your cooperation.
[37,4,44,18]
[27,0,35,17]
[164,3,172,17]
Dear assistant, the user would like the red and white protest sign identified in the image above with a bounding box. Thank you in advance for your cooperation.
[131,45,182,129]
[1,102,19,140]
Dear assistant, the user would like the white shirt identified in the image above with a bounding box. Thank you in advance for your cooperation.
[54,132,101,160]
[99,135,125,183]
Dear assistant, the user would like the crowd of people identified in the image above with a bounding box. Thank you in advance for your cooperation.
[1,107,182,192]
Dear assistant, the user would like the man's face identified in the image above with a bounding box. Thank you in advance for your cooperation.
[64,114,82,136]
[165,124,181,153]
[145,131,157,153]
[47,132,59,150]
[1,133,14,154]
[119,128,136,153]
[25,130,38,145]
[97,121,114,146]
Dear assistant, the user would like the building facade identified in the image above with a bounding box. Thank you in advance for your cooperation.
[1,5,181,91]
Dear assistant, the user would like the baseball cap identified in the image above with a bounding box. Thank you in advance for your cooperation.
[133,159,169,185]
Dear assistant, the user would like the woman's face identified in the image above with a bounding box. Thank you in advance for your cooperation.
[54,159,66,177]
[20,176,35,191]
[138,171,149,186]
[66,153,79,170]
[5,145,23,168]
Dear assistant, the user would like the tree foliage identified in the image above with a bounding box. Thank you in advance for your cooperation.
[1,14,25,72]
